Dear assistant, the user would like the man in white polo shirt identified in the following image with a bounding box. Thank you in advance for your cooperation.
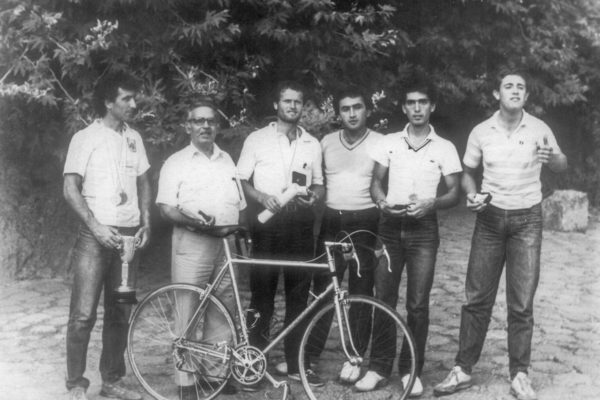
[156,100,246,396]
[237,81,325,387]
[300,86,382,383]
[363,81,462,396]
[434,70,567,400]
[63,72,151,400]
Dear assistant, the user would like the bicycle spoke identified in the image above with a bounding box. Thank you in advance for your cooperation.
[128,284,236,400]
[298,295,416,400]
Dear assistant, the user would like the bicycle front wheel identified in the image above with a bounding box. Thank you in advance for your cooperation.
[127,283,237,400]
[298,295,416,400]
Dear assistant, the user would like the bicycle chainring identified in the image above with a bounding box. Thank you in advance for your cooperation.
[230,345,267,385]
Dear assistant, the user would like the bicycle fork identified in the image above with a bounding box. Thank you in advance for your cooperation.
[325,245,363,366]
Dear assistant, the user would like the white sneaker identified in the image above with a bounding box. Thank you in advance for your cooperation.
[401,375,423,398]
[510,372,537,400]
[339,361,361,384]
[354,370,388,392]
[274,361,287,376]
[433,366,472,396]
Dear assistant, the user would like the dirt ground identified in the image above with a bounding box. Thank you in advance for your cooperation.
[1,205,599,400]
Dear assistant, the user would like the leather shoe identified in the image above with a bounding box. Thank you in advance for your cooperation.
[69,387,88,400]
[100,380,142,400]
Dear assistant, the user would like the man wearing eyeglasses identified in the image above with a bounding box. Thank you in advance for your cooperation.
[363,80,462,396]
[156,101,246,396]
[237,81,325,387]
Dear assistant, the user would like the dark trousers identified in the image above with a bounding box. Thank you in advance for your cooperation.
[247,206,314,375]
[307,207,379,361]
[455,204,542,379]
[371,213,439,377]
[66,225,139,390]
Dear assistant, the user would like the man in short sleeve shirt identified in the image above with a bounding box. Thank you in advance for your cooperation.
[237,81,325,385]
[156,101,246,395]
[363,81,462,396]
[435,71,567,400]
[301,86,383,384]
[64,72,151,400]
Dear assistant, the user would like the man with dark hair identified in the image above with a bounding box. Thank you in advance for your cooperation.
[292,86,382,383]
[363,80,462,396]
[237,80,325,387]
[434,71,567,400]
[156,100,246,396]
[64,72,151,400]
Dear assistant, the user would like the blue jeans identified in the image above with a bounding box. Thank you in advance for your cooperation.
[455,204,542,379]
[307,207,379,361]
[66,225,139,390]
[247,207,314,375]
[371,213,439,377]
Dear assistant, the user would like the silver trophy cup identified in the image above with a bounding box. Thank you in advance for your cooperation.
[115,235,139,304]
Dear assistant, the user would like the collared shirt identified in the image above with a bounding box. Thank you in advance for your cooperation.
[156,144,246,225]
[368,124,462,205]
[463,111,561,210]
[237,122,324,196]
[63,120,150,227]
[321,129,383,210]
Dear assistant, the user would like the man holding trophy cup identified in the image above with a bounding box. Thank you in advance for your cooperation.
[63,72,151,400]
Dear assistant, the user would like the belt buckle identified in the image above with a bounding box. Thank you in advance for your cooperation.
[285,203,298,212]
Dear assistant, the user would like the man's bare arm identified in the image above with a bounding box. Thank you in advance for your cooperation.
[135,172,152,248]
[63,173,121,248]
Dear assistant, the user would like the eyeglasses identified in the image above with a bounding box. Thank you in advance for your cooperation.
[187,118,218,126]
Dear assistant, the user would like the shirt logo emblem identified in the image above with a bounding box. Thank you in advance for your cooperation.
[127,137,137,152]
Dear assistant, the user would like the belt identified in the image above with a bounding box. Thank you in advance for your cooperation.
[325,207,378,217]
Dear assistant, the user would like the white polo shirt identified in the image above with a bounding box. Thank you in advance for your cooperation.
[321,129,383,210]
[463,110,561,210]
[63,120,150,227]
[237,122,324,196]
[156,144,246,225]
[368,125,462,205]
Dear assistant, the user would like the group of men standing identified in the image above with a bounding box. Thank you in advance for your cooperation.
[64,70,566,400]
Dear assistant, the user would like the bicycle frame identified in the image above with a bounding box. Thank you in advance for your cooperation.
[177,233,364,368]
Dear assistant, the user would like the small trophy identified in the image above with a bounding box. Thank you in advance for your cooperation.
[115,235,140,304]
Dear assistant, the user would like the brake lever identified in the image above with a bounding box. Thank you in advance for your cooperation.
[374,244,392,273]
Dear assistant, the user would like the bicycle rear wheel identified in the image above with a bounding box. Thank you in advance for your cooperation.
[127,283,237,400]
[298,295,416,400]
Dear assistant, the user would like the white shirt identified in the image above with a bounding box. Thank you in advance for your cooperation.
[237,122,323,196]
[463,111,561,209]
[156,144,246,225]
[368,125,462,205]
[63,120,150,227]
[321,129,383,210]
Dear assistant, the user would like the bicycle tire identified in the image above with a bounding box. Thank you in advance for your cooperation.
[298,295,417,400]
[127,283,237,400]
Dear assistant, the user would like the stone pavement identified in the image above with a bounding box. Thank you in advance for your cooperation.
[1,205,599,400]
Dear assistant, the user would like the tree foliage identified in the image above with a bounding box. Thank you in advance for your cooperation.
[1,0,600,200]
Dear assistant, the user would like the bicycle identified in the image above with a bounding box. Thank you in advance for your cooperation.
[127,225,417,400]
